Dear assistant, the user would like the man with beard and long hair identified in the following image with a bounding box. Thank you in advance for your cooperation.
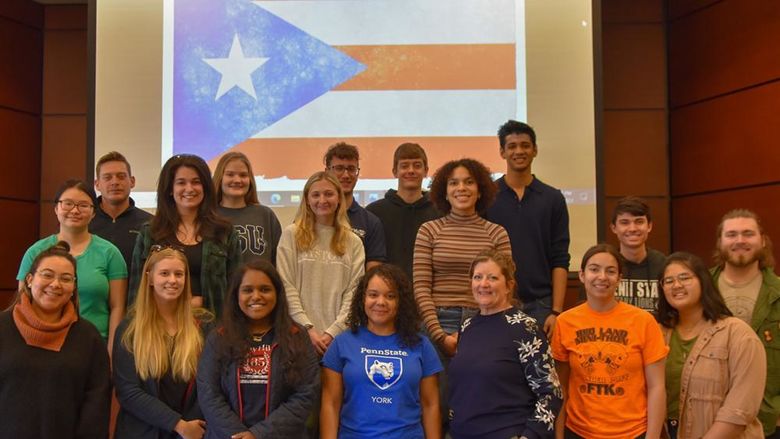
[711,209,780,438]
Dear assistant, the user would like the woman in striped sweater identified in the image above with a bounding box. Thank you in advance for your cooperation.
[412,158,511,431]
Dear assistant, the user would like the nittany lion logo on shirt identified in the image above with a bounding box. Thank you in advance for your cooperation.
[365,355,403,390]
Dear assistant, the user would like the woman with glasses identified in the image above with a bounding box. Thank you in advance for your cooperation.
[657,252,765,439]
[213,151,282,264]
[551,244,667,439]
[130,154,241,317]
[2,241,111,438]
[114,246,213,439]
[16,179,127,352]
[277,171,365,356]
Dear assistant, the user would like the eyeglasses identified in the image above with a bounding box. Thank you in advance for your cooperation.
[150,244,185,254]
[57,200,94,211]
[661,273,696,288]
[36,269,76,285]
[328,165,360,176]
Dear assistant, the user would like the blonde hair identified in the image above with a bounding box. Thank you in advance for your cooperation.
[121,248,207,381]
[213,151,259,206]
[294,171,352,256]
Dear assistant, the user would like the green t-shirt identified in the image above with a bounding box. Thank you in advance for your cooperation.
[666,329,698,419]
[17,234,128,339]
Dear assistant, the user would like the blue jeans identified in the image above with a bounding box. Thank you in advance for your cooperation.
[523,295,552,328]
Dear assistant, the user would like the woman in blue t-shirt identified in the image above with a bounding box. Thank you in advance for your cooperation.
[321,264,442,439]
[197,260,319,439]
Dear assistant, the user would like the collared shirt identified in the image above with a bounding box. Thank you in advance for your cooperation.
[347,200,387,264]
[486,175,570,302]
[89,196,152,272]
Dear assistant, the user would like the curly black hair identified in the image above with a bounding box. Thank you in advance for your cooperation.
[428,158,497,214]
[347,264,421,348]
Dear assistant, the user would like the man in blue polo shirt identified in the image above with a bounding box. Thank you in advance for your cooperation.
[486,120,570,338]
[324,142,387,270]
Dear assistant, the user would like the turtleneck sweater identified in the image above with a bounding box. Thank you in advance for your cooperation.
[413,212,511,343]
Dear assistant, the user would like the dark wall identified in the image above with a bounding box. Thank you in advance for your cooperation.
[600,0,670,255]
[0,0,43,307]
[668,0,780,262]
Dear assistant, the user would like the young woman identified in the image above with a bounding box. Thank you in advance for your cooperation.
[551,244,668,439]
[130,154,241,316]
[321,264,442,439]
[449,249,562,439]
[413,158,511,357]
[16,179,127,351]
[214,152,282,264]
[412,158,511,432]
[113,247,213,439]
[277,171,365,355]
[2,242,111,438]
[658,252,765,439]
[197,260,319,439]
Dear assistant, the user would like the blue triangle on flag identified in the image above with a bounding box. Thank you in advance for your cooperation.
[173,0,366,159]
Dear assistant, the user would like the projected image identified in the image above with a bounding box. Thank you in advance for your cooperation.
[164,0,525,204]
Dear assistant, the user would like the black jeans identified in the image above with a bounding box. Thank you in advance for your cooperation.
[565,427,646,439]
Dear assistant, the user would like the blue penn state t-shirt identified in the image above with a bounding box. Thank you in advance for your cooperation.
[322,326,442,439]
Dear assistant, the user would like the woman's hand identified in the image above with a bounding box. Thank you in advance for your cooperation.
[308,327,332,355]
[174,419,206,439]
[441,333,458,356]
[231,432,257,439]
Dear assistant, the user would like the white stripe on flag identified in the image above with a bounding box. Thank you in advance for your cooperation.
[251,90,518,138]
[252,0,516,45]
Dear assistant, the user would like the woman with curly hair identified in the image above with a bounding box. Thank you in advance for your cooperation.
[321,264,442,439]
[114,246,213,439]
[277,171,365,355]
[412,158,511,433]
[449,249,562,439]
[197,260,319,439]
[129,154,241,316]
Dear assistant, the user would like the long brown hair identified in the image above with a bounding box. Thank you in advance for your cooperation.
[213,152,260,206]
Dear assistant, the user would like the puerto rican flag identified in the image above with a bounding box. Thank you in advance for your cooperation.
[169,0,525,179]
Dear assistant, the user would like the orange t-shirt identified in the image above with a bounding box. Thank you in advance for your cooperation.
[551,302,668,439]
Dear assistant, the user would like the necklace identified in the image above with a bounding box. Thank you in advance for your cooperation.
[251,327,272,343]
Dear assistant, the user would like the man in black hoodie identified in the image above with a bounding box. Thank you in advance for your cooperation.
[367,143,441,280]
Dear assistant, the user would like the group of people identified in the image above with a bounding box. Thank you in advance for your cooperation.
[0,120,777,439]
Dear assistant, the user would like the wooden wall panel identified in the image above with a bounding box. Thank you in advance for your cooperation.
[0,0,43,28]
[671,186,780,264]
[603,24,666,109]
[0,200,39,290]
[669,0,780,107]
[0,18,43,114]
[670,80,780,196]
[0,108,40,201]
[668,0,720,20]
[603,110,667,196]
[41,115,88,201]
[602,0,663,23]
[44,4,88,30]
[42,29,87,114]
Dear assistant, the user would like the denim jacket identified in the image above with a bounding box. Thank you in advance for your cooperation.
[129,224,241,316]
[712,266,780,435]
[662,317,765,439]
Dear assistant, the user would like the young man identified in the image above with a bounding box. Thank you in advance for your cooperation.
[610,196,665,312]
[367,143,441,280]
[324,142,386,269]
[90,151,152,272]
[711,209,780,438]
[486,120,570,338]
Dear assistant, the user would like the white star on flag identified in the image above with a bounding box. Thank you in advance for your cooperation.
[203,34,269,100]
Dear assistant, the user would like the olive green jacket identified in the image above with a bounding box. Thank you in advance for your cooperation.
[712,266,780,435]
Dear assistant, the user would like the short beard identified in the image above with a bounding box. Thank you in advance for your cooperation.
[720,245,762,268]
